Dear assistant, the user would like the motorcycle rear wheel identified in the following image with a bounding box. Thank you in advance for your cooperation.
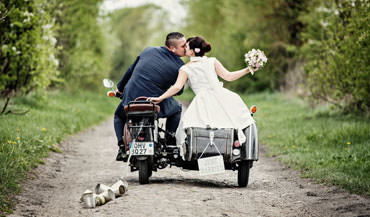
[238,160,251,187]
[138,160,150,184]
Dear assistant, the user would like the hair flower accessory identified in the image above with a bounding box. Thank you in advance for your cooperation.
[194,48,201,53]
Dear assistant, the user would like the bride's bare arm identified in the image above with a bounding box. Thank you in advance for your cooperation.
[147,69,188,104]
[214,59,252,81]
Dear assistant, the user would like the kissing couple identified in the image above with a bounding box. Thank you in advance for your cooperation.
[114,32,259,161]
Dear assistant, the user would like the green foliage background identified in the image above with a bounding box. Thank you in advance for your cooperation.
[0,0,111,109]
[182,0,370,112]
[300,0,370,112]
[108,4,167,81]
[54,0,110,89]
[0,0,59,100]
[183,0,308,93]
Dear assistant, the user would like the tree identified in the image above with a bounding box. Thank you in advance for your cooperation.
[0,0,59,114]
[301,0,370,112]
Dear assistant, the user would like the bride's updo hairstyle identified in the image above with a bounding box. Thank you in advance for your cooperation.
[187,36,211,57]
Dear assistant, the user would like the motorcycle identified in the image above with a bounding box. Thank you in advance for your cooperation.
[103,79,259,187]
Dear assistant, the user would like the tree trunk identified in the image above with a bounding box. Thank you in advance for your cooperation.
[1,97,10,114]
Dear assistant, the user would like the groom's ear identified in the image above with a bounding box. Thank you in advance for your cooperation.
[169,46,175,53]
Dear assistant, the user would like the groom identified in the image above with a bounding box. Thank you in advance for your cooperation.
[114,32,186,161]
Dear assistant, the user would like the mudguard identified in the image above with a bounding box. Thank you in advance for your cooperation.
[241,123,259,160]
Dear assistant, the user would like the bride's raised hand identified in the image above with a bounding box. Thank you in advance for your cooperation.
[252,65,261,72]
[248,64,261,75]
[147,97,162,104]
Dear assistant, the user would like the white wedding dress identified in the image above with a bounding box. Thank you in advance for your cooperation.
[176,56,255,150]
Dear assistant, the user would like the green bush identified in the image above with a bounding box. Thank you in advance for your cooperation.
[300,0,370,112]
[0,0,59,108]
[1,0,110,113]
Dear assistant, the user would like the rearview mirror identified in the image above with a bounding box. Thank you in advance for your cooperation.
[103,79,114,89]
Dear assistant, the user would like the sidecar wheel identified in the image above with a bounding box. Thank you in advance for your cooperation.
[238,160,250,187]
[138,160,149,184]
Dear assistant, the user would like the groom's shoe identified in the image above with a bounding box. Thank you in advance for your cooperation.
[116,141,127,161]
[166,132,177,146]
[116,148,126,161]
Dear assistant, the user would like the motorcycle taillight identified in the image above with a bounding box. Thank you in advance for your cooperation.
[250,105,257,114]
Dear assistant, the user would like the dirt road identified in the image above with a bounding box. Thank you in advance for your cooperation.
[9,118,370,217]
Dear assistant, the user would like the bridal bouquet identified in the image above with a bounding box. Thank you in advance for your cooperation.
[244,49,267,75]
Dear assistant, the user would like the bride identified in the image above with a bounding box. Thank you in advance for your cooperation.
[148,36,259,156]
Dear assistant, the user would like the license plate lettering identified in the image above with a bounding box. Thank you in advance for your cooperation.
[130,142,153,155]
[134,143,145,149]
[133,148,145,155]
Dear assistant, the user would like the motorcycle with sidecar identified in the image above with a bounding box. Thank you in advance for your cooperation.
[104,79,259,187]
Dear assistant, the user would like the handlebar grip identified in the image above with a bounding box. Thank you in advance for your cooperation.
[115,91,122,98]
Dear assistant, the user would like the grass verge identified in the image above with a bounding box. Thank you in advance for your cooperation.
[177,90,370,196]
[0,90,117,215]
[247,92,370,196]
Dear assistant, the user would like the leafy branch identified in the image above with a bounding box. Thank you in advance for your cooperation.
[0,8,8,23]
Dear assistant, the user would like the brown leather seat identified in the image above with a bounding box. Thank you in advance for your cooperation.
[124,96,160,114]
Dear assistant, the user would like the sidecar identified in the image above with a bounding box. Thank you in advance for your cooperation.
[181,123,258,187]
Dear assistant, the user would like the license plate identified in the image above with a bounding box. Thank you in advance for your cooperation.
[129,142,154,155]
[198,156,225,176]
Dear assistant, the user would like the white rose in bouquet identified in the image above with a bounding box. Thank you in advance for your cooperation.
[244,49,267,75]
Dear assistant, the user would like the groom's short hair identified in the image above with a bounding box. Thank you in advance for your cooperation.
[165,32,184,48]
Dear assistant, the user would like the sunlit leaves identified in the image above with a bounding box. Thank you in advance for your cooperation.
[301,0,370,112]
[0,0,59,99]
